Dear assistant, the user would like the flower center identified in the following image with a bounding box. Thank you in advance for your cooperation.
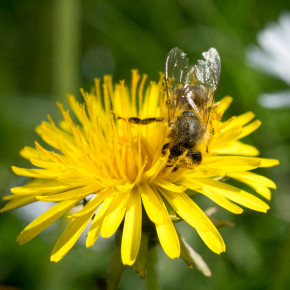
[115,122,167,183]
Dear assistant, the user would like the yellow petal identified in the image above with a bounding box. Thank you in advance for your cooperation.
[228,171,276,200]
[195,178,270,212]
[178,166,222,179]
[138,183,168,225]
[202,156,261,172]
[2,195,16,201]
[11,180,75,196]
[177,177,201,190]
[101,191,130,238]
[0,196,37,213]
[156,219,180,259]
[154,179,186,193]
[68,190,108,218]
[196,227,225,254]
[115,182,135,193]
[36,186,94,202]
[86,196,114,247]
[141,81,161,116]
[219,125,243,142]
[86,218,102,248]
[121,190,142,266]
[143,153,168,181]
[20,146,42,160]
[111,81,131,117]
[160,189,212,231]
[233,111,255,126]
[229,171,276,188]
[29,158,65,172]
[11,166,54,179]
[215,96,233,115]
[238,120,261,139]
[67,94,84,124]
[51,211,94,262]
[17,199,79,244]
[258,158,279,167]
[199,187,243,214]
[211,141,259,156]
[245,184,271,200]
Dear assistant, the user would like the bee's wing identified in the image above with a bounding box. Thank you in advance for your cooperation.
[165,47,190,120]
[165,47,221,123]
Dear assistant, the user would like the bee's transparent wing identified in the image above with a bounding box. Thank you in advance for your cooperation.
[165,47,221,122]
[165,47,190,119]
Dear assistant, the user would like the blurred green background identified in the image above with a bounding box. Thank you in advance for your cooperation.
[0,0,290,289]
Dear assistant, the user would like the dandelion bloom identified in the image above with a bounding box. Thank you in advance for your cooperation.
[1,70,278,265]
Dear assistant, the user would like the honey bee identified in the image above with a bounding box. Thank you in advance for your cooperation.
[164,47,221,166]
[125,47,221,167]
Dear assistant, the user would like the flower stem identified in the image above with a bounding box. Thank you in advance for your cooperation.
[106,246,125,290]
[146,246,160,290]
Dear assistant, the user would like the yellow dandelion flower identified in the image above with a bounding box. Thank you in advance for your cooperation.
[1,68,278,266]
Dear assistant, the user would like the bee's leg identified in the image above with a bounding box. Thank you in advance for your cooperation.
[162,143,170,154]
[125,117,164,124]
[206,128,215,153]
[168,145,183,158]
[169,145,202,165]
[186,151,202,164]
